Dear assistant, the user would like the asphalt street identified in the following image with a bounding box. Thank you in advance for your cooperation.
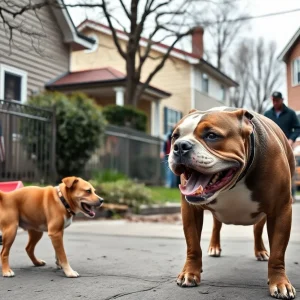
[0,205,299,300]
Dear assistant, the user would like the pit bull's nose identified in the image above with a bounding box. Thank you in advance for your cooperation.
[99,197,104,205]
[173,140,193,156]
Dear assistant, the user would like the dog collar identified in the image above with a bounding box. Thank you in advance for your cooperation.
[230,123,255,189]
[56,186,75,216]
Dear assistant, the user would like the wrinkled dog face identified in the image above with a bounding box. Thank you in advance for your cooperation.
[62,177,103,218]
[168,108,253,205]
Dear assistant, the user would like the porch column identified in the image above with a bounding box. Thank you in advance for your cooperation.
[114,87,125,106]
[152,100,161,137]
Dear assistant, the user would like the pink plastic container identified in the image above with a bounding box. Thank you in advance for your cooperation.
[0,181,24,192]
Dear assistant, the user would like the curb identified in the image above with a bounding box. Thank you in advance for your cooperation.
[138,203,181,215]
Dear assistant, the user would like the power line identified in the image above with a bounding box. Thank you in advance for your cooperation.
[206,7,300,25]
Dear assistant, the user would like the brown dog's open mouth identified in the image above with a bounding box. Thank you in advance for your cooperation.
[179,167,238,202]
[81,203,96,217]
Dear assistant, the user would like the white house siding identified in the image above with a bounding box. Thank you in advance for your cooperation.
[0,2,69,100]
[192,67,230,109]
[194,90,225,111]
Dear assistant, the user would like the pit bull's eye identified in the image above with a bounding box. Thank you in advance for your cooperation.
[86,189,92,194]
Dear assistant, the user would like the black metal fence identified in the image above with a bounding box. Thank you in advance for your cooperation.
[84,125,164,185]
[0,100,56,183]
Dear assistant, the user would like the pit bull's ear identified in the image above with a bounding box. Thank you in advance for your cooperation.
[234,109,254,137]
[62,177,79,188]
[188,109,197,114]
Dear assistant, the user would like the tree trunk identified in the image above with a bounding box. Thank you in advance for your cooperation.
[125,0,140,107]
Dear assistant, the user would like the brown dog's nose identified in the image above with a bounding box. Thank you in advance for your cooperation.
[99,197,104,205]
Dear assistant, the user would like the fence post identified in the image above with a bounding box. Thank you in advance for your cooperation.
[50,105,57,183]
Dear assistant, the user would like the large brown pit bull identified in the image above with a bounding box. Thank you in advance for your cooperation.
[168,107,296,299]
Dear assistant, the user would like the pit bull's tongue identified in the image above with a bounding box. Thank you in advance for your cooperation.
[179,171,212,196]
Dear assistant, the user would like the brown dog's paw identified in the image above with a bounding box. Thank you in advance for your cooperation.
[64,269,80,278]
[176,272,200,287]
[34,260,46,267]
[269,278,296,299]
[255,250,269,261]
[208,246,221,257]
[3,269,15,277]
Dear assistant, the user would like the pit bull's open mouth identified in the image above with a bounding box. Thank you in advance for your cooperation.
[81,203,96,218]
[179,167,238,202]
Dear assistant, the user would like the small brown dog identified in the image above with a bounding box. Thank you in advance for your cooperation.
[0,176,103,278]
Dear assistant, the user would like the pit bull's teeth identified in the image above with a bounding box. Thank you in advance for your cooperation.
[210,172,221,184]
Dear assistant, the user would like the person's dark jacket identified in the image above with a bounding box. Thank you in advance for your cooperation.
[264,104,300,141]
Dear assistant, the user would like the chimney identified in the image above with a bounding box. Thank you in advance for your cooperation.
[192,27,204,58]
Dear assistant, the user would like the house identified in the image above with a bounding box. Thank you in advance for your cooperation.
[0,0,94,103]
[278,27,300,112]
[46,20,238,137]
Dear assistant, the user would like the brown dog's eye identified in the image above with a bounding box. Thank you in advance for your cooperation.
[86,189,92,194]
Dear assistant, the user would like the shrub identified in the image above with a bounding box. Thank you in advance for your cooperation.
[102,105,147,132]
[91,169,128,182]
[26,91,106,179]
[90,179,153,212]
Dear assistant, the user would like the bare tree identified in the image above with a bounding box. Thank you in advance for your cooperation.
[229,39,252,108]
[1,0,203,107]
[0,0,49,54]
[201,0,249,70]
[229,38,283,113]
[248,38,283,113]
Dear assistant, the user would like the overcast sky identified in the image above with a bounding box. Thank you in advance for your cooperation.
[69,0,300,101]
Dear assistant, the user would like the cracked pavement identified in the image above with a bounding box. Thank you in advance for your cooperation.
[1,204,300,300]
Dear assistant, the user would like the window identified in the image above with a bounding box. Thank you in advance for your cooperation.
[220,85,226,101]
[0,64,27,103]
[201,73,209,93]
[164,107,182,134]
[293,58,300,86]
[84,34,99,53]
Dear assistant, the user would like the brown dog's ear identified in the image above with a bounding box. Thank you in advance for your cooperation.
[62,177,79,188]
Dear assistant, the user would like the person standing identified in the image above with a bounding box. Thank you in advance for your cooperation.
[160,128,177,188]
[264,91,300,201]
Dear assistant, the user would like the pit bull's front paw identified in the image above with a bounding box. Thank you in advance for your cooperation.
[3,269,15,277]
[269,277,296,299]
[64,269,79,278]
[177,272,200,287]
[255,250,269,261]
[34,260,46,267]
[208,245,221,257]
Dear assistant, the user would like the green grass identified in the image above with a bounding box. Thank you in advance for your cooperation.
[149,186,181,203]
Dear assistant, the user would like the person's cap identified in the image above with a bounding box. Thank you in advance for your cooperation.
[272,91,283,99]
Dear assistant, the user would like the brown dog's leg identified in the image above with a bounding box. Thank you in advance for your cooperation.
[1,224,18,277]
[177,194,203,287]
[48,230,79,278]
[254,216,269,261]
[208,215,222,257]
[267,204,296,299]
[26,230,46,266]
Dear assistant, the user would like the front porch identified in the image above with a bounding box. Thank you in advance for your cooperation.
[46,67,171,136]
